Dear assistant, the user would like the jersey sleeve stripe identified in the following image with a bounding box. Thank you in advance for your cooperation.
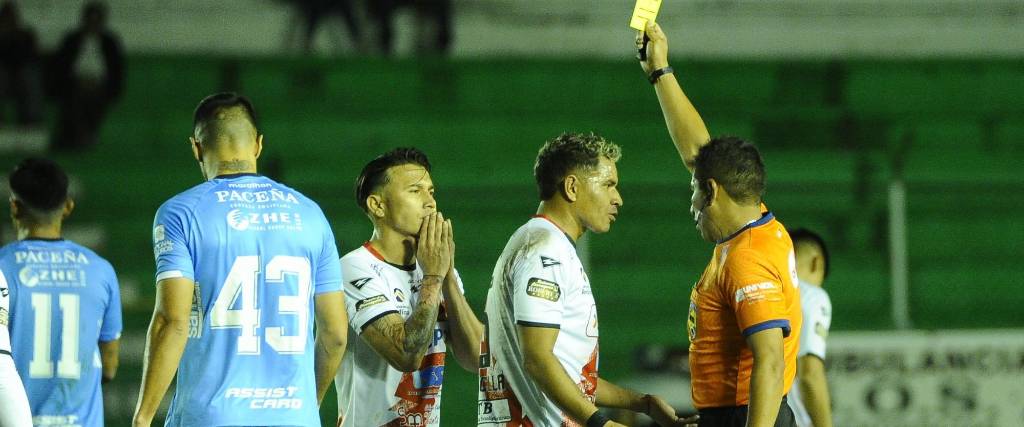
[358,310,400,334]
[0,349,9,356]
[156,270,185,281]
[741,319,791,338]
[515,320,561,329]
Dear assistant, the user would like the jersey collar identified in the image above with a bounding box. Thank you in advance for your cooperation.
[21,237,65,242]
[531,215,576,248]
[214,172,260,179]
[716,212,774,245]
[362,242,416,271]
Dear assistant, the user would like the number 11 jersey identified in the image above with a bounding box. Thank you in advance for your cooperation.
[153,174,343,427]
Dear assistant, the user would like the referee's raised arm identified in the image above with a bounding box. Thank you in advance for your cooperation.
[639,21,711,173]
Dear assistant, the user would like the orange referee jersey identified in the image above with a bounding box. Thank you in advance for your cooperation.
[687,211,802,409]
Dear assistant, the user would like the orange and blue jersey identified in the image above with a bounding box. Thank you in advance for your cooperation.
[687,211,802,409]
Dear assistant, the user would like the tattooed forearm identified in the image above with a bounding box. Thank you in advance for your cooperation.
[401,278,442,359]
[363,277,443,371]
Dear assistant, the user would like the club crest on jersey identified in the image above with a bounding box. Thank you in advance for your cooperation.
[526,278,560,302]
[349,277,372,290]
[540,256,560,267]
[356,295,388,311]
[394,288,406,303]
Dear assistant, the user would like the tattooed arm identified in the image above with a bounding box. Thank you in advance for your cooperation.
[360,276,443,372]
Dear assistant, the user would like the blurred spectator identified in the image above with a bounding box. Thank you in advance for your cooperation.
[369,0,452,56]
[287,0,365,54]
[50,1,123,151]
[0,1,42,126]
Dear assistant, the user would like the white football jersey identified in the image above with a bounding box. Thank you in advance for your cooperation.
[479,216,599,427]
[0,269,32,427]
[335,243,463,427]
[0,269,11,355]
[788,281,832,427]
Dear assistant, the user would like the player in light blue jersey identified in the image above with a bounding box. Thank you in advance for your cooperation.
[132,93,349,427]
[2,158,122,427]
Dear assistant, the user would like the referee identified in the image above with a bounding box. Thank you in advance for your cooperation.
[639,22,802,427]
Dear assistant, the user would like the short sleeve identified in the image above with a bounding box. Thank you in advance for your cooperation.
[724,249,791,338]
[511,248,567,328]
[314,221,343,295]
[153,200,194,282]
[99,263,123,342]
[342,258,399,333]
[798,290,831,359]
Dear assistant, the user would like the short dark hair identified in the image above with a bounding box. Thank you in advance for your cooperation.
[693,136,765,205]
[789,227,830,280]
[9,158,69,221]
[355,148,432,212]
[534,132,621,200]
[193,92,259,132]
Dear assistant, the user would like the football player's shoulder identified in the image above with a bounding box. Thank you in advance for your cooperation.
[806,285,831,307]
[722,244,768,273]
[528,221,566,249]
[340,246,372,265]
[270,180,322,210]
[68,241,114,271]
[0,242,14,262]
[158,181,215,216]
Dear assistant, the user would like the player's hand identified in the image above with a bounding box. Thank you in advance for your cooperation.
[679,414,699,427]
[645,394,690,426]
[638,21,670,74]
[417,212,451,277]
[447,216,456,273]
[443,217,459,289]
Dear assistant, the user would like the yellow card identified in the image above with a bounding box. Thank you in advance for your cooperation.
[629,0,663,31]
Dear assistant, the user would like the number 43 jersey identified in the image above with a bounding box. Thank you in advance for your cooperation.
[153,174,343,427]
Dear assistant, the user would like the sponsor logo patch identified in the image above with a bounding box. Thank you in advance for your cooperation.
[355,295,388,311]
[0,307,8,326]
[349,277,372,290]
[540,256,561,267]
[526,278,560,302]
[226,209,303,232]
[735,281,777,303]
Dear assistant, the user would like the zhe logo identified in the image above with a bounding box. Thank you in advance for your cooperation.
[227,209,302,231]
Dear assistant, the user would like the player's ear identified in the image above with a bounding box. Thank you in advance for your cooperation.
[254,133,264,159]
[62,198,75,219]
[706,178,719,206]
[367,194,385,219]
[562,174,579,202]
[189,136,202,162]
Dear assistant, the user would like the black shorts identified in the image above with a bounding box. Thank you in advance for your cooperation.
[697,395,795,427]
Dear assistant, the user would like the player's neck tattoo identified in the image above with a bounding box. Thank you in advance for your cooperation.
[216,159,254,174]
